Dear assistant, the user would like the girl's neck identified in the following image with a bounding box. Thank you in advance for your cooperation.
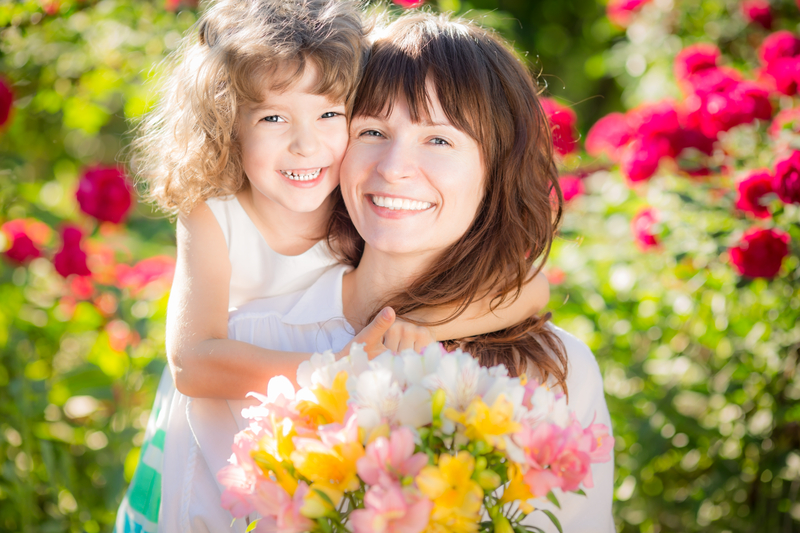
[236,187,333,256]
[342,246,434,330]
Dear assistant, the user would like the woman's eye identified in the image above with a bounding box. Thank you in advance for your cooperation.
[321,111,342,119]
[262,115,283,123]
[431,137,451,146]
[359,129,384,138]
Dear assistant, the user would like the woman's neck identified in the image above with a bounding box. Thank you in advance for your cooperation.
[342,246,434,330]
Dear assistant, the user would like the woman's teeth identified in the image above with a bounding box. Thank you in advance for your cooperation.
[371,195,432,211]
[281,169,321,181]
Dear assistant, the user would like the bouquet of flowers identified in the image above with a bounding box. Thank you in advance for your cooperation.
[217,344,614,533]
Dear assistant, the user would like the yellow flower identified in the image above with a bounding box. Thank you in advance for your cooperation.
[252,448,298,496]
[416,452,484,533]
[445,395,521,451]
[295,371,350,426]
[291,439,364,493]
[300,482,344,519]
[499,464,535,514]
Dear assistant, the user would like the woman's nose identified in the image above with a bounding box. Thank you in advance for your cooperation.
[288,122,321,157]
[375,139,415,182]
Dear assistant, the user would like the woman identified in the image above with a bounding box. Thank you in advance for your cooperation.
[169,12,613,533]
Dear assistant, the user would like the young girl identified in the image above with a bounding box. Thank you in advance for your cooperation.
[115,1,549,531]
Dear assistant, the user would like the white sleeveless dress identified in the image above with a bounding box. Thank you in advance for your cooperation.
[114,195,338,533]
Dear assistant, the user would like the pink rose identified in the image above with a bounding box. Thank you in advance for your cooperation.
[76,166,133,224]
[620,136,672,182]
[53,226,91,278]
[758,31,800,66]
[741,0,773,29]
[0,77,12,128]
[631,207,660,250]
[559,175,585,202]
[683,73,772,137]
[674,44,720,87]
[729,228,790,279]
[607,0,652,27]
[772,150,800,204]
[585,112,633,161]
[736,170,774,218]
[540,98,578,156]
[762,56,800,95]
[393,0,425,7]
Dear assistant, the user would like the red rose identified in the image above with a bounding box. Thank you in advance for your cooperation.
[540,98,578,156]
[0,78,13,128]
[758,31,800,66]
[729,227,790,278]
[1,218,51,264]
[631,207,660,250]
[674,44,720,87]
[683,73,772,137]
[54,226,91,278]
[762,56,800,95]
[559,175,585,202]
[76,166,133,224]
[621,136,672,182]
[607,0,652,27]
[627,101,681,140]
[586,113,633,161]
[772,150,800,204]
[741,0,773,29]
[736,170,774,218]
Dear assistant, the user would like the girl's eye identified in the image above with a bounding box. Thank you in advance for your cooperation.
[321,111,342,119]
[262,115,284,123]
[431,137,451,146]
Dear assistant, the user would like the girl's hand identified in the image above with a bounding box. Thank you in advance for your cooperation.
[339,307,436,360]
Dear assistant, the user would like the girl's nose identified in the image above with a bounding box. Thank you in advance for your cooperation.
[288,122,321,157]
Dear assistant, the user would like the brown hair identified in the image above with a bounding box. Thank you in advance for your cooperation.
[132,0,368,215]
[329,12,568,391]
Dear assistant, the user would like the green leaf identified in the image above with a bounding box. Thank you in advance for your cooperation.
[313,487,336,509]
[541,510,563,533]
[575,488,586,496]
[546,491,561,509]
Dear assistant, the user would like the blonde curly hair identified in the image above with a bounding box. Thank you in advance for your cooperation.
[132,0,368,215]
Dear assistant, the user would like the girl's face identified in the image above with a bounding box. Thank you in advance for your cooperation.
[341,86,485,262]
[238,63,348,215]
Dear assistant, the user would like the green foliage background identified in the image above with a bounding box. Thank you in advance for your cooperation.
[0,1,798,532]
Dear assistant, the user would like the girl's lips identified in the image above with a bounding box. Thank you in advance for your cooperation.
[277,167,328,188]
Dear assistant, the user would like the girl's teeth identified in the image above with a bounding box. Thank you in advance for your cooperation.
[371,195,432,211]
[281,169,321,181]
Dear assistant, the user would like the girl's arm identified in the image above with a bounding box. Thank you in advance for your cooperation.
[167,203,396,399]
[418,270,551,341]
[166,203,309,399]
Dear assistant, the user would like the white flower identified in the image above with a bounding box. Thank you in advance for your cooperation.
[296,344,370,389]
[350,367,403,431]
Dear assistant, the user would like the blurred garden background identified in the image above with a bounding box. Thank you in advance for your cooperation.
[1,0,799,531]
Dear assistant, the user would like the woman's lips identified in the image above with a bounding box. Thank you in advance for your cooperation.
[370,194,433,211]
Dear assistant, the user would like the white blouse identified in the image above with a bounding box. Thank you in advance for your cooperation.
[160,265,615,533]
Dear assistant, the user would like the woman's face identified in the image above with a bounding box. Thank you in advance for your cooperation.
[341,87,485,262]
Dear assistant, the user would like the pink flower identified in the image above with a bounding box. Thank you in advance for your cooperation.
[218,430,264,518]
[762,56,800,95]
[76,166,133,224]
[54,226,91,278]
[626,101,681,141]
[0,77,12,128]
[631,207,660,250]
[683,72,772,137]
[2,219,50,265]
[741,0,773,29]
[548,424,591,492]
[606,0,652,27]
[357,426,428,486]
[165,0,198,11]
[393,0,425,7]
[758,31,800,66]
[736,170,774,218]
[350,479,432,533]
[674,44,720,86]
[559,175,585,202]
[251,480,315,533]
[768,106,800,138]
[540,98,578,156]
[773,150,800,204]
[729,227,790,278]
[115,255,176,293]
[585,421,614,463]
[585,113,633,161]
